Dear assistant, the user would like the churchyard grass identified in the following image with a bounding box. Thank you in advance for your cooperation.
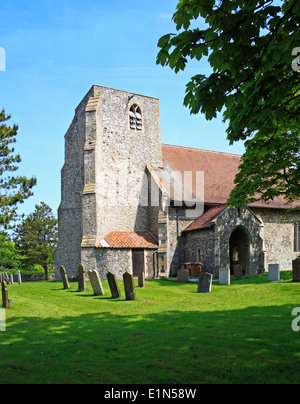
[0,271,299,384]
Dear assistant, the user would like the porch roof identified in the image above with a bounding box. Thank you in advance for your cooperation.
[96,231,158,249]
[183,205,227,232]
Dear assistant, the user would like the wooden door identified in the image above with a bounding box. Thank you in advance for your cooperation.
[132,250,145,277]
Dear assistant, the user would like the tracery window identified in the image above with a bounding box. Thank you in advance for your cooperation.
[129,104,142,130]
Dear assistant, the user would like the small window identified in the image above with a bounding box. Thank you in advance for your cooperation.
[294,223,300,252]
[197,247,201,262]
[129,104,142,131]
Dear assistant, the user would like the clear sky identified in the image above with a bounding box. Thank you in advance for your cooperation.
[0,0,245,218]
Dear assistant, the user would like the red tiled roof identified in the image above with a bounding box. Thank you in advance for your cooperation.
[183,205,227,232]
[96,232,158,249]
[160,144,300,209]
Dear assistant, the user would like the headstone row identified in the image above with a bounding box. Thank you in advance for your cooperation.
[60,265,143,300]
[0,271,22,285]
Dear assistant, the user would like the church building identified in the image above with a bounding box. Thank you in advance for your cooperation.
[55,85,300,279]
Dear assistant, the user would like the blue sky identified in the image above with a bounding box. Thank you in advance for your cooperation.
[0,0,245,218]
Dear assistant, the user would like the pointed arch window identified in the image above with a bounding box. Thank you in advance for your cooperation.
[129,104,142,130]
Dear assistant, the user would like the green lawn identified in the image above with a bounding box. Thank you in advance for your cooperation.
[0,272,299,384]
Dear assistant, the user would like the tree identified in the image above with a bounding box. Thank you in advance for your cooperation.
[0,109,36,227]
[157,0,300,206]
[14,202,58,280]
[0,232,19,272]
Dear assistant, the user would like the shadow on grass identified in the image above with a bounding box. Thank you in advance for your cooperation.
[0,301,299,384]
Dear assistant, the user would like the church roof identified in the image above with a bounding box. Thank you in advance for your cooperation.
[159,144,299,209]
[183,205,227,232]
[96,231,158,249]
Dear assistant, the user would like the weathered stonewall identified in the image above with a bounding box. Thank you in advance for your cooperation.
[138,272,145,288]
[78,264,86,292]
[292,257,300,282]
[197,272,213,294]
[88,270,104,296]
[123,272,136,301]
[233,264,243,278]
[107,272,121,298]
[268,264,280,281]
[177,269,189,283]
[219,268,231,286]
[2,281,12,308]
[17,270,22,284]
[60,265,70,289]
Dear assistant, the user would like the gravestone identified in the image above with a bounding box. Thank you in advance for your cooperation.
[177,269,189,283]
[78,264,86,292]
[88,270,105,296]
[17,270,22,284]
[10,274,14,285]
[233,264,243,278]
[123,272,136,301]
[2,281,12,308]
[219,268,231,285]
[107,272,121,298]
[60,265,70,289]
[292,257,300,282]
[197,272,213,293]
[138,272,145,288]
[268,264,280,281]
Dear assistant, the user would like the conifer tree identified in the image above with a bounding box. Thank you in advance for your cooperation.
[0,109,36,227]
[14,202,58,280]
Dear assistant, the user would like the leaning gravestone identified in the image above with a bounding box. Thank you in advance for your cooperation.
[107,272,121,298]
[292,257,300,282]
[78,264,86,292]
[177,269,189,283]
[219,268,230,285]
[17,270,22,285]
[197,272,213,293]
[123,272,136,301]
[2,281,12,308]
[60,265,70,289]
[138,272,145,288]
[88,270,104,296]
[268,264,280,281]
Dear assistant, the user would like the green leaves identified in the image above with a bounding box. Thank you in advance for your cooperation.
[157,0,300,205]
[227,130,300,206]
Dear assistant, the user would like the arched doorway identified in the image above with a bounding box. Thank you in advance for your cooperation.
[229,227,250,275]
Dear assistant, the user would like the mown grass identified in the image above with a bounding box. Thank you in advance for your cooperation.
[0,272,299,384]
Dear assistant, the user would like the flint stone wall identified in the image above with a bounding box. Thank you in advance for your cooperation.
[253,207,300,271]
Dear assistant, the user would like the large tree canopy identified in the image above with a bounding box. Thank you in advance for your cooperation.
[0,110,36,226]
[157,0,300,206]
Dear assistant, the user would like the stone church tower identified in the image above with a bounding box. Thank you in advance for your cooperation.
[55,85,163,279]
